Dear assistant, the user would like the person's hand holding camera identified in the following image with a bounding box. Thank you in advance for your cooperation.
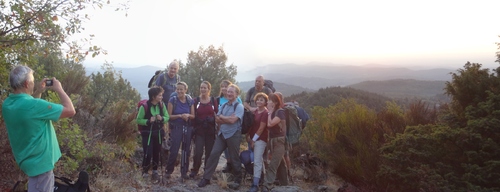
[44,77,63,93]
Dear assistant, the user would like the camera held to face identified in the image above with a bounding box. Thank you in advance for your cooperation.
[45,79,53,86]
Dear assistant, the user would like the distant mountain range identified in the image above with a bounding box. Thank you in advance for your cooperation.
[241,63,454,90]
[85,63,456,99]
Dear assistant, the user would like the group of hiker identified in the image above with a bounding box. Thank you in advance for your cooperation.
[136,60,310,192]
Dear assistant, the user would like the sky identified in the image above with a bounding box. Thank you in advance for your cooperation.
[78,0,500,72]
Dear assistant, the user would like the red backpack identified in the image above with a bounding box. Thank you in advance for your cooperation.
[136,99,148,132]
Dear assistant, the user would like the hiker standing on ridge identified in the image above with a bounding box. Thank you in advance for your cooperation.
[244,75,272,112]
[3,65,76,192]
[165,82,195,180]
[190,81,219,178]
[262,93,288,192]
[155,60,181,103]
[136,86,169,183]
[216,80,243,174]
[246,92,270,192]
[198,84,243,190]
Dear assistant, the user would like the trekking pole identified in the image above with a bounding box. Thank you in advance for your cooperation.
[181,125,187,183]
[143,124,153,179]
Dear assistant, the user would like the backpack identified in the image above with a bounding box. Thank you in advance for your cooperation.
[264,79,276,93]
[12,171,91,192]
[136,99,149,132]
[54,171,91,192]
[295,105,309,129]
[221,103,254,134]
[148,70,162,88]
[136,99,165,132]
[195,96,215,112]
[240,149,254,175]
[283,105,302,145]
[148,70,180,88]
[171,95,194,110]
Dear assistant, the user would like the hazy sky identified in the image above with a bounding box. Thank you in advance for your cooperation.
[79,0,500,72]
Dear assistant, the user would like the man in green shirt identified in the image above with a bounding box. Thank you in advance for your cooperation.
[2,65,75,192]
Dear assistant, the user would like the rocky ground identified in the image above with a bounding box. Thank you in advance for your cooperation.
[127,148,344,192]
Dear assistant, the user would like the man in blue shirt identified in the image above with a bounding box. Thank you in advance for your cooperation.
[198,84,244,190]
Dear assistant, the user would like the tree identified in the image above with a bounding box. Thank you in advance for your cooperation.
[0,0,127,99]
[379,62,500,191]
[0,0,126,60]
[178,45,237,97]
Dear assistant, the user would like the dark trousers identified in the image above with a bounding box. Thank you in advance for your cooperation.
[202,131,242,181]
[166,124,193,176]
[192,132,215,173]
[141,130,162,173]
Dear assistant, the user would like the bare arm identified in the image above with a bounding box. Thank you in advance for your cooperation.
[255,121,266,137]
[219,114,239,124]
[267,113,281,127]
[49,78,75,118]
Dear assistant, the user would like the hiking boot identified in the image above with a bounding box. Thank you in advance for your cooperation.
[151,172,159,183]
[197,178,210,187]
[247,185,259,192]
[228,182,240,190]
[164,173,171,179]
[261,185,271,192]
[189,172,197,178]
[142,173,149,179]
[222,163,232,173]
[181,174,190,180]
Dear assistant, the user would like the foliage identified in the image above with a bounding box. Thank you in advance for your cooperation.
[178,45,237,97]
[378,124,464,191]
[286,86,396,113]
[444,62,499,128]
[379,62,500,191]
[305,99,381,186]
[377,101,407,138]
[48,92,90,175]
[0,0,127,63]
[84,62,140,116]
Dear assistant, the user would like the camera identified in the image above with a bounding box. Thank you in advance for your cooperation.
[46,79,53,86]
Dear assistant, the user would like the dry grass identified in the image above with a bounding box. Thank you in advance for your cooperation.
[216,172,229,189]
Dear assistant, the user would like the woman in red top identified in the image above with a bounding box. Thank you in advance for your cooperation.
[190,81,218,178]
[262,93,287,192]
[246,92,269,192]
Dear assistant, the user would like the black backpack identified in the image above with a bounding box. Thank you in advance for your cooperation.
[264,79,276,93]
[148,70,180,88]
[221,103,254,134]
[12,171,91,192]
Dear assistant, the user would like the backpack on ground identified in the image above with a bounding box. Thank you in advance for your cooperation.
[221,103,254,134]
[284,105,302,145]
[264,79,276,93]
[240,149,254,175]
[54,171,91,192]
[12,171,91,192]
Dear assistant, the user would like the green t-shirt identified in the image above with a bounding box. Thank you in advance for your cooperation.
[2,93,63,177]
